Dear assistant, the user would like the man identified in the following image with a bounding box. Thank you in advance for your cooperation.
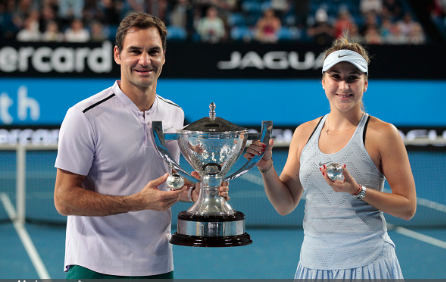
[54,12,228,279]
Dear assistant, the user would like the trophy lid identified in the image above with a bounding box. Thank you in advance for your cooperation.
[182,102,247,133]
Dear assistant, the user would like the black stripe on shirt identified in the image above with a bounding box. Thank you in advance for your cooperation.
[306,116,324,145]
[157,95,181,108]
[363,114,371,145]
[83,93,116,113]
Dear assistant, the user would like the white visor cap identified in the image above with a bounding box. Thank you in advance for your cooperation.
[322,50,368,74]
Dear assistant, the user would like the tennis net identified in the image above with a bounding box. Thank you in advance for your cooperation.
[0,140,445,228]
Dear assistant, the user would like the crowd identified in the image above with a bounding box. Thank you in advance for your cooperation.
[0,0,429,44]
[308,0,426,45]
[429,0,446,38]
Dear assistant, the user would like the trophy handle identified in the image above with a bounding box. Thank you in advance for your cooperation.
[223,121,273,182]
[152,121,199,183]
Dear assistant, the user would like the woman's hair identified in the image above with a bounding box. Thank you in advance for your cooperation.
[115,12,168,53]
[324,34,370,67]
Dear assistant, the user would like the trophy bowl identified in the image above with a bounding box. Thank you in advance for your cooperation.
[152,102,272,247]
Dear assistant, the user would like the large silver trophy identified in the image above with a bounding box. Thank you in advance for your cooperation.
[152,103,272,247]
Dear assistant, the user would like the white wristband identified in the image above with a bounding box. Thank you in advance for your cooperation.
[188,185,196,202]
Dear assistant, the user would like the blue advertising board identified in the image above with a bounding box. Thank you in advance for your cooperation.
[0,78,445,127]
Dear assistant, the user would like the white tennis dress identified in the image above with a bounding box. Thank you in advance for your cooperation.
[296,113,403,279]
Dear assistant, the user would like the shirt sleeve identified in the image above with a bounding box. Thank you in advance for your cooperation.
[55,107,95,176]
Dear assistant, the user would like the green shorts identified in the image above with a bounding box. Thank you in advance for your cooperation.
[67,265,174,279]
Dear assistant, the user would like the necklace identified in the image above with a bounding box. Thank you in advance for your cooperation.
[325,115,362,136]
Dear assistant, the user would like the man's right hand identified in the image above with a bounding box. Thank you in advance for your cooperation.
[137,173,185,211]
[55,169,185,216]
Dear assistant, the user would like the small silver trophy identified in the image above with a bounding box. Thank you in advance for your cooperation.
[166,173,185,190]
[326,163,344,181]
[152,102,272,247]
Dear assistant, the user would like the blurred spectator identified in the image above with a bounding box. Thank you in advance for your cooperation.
[65,18,90,42]
[193,0,211,18]
[212,0,240,39]
[90,20,108,41]
[16,13,41,41]
[43,0,60,9]
[125,0,168,22]
[126,0,144,13]
[254,8,281,43]
[83,0,103,26]
[408,22,426,44]
[41,20,64,41]
[385,23,408,44]
[194,0,240,22]
[360,11,379,35]
[349,23,364,43]
[146,0,168,22]
[39,3,58,33]
[14,0,38,21]
[364,25,383,44]
[169,0,195,39]
[59,0,84,20]
[380,17,393,40]
[334,9,354,39]
[292,0,310,28]
[169,0,190,29]
[432,0,446,19]
[270,0,290,19]
[0,0,21,40]
[219,0,242,14]
[360,0,383,16]
[100,0,122,26]
[397,12,418,37]
[43,0,60,11]
[382,0,403,20]
[196,5,225,43]
[307,8,334,45]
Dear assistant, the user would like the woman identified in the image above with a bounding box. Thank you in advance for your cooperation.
[254,8,281,43]
[245,35,416,279]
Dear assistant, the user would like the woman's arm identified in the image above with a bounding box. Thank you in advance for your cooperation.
[245,121,317,215]
[362,121,417,220]
[320,119,417,220]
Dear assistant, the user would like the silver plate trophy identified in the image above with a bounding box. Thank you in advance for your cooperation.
[326,163,344,181]
[152,102,272,247]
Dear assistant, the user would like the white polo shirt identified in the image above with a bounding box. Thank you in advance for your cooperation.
[55,80,184,276]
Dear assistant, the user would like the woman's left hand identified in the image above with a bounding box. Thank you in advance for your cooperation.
[218,181,230,201]
[190,171,230,202]
[319,164,359,195]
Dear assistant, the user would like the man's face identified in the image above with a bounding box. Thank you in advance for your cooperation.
[114,27,165,90]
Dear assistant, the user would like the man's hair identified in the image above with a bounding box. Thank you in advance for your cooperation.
[115,12,168,53]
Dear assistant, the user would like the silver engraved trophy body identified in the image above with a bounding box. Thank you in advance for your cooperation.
[152,103,272,247]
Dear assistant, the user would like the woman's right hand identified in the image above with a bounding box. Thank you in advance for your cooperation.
[244,139,274,170]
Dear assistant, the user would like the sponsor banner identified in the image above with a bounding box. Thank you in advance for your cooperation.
[0,125,445,151]
[1,42,445,79]
[248,125,446,151]
[0,41,115,77]
[0,126,60,146]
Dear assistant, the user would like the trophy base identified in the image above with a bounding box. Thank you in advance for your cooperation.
[170,211,252,247]
[170,232,252,247]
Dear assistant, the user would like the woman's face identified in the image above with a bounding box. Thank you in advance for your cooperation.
[322,61,368,112]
